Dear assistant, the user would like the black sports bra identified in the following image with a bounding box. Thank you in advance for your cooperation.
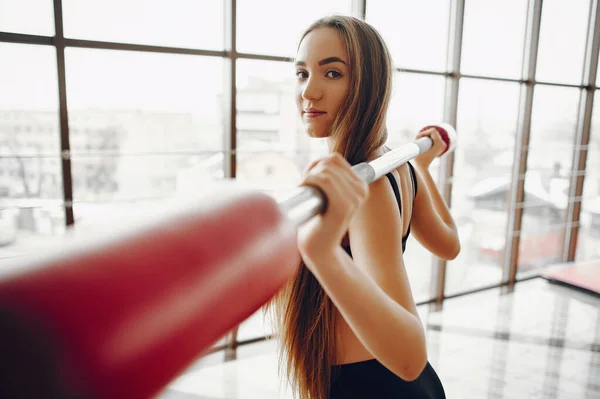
[342,161,418,255]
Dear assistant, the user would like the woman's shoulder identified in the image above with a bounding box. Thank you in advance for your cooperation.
[350,173,401,233]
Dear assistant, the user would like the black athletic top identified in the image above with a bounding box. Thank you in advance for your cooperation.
[333,162,446,399]
[330,358,446,399]
[342,161,417,256]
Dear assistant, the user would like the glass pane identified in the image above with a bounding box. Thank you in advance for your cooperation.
[367,0,451,71]
[518,85,581,271]
[0,157,64,256]
[525,85,580,203]
[0,0,55,36]
[71,154,225,202]
[0,43,63,258]
[236,59,328,191]
[0,155,62,199]
[517,222,566,271]
[461,0,528,78]
[62,0,225,50]
[0,43,60,155]
[536,0,591,84]
[577,92,600,261]
[386,72,446,302]
[237,60,298,151]
[387,72,446,148]
[65,48,225,154]
[446,79,520,295]
[0,204,65,262]
[236,0,352,57]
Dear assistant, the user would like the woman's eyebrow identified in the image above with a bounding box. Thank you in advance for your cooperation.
[294,57,347,67]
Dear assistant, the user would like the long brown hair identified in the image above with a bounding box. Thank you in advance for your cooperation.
[265,15,393,399]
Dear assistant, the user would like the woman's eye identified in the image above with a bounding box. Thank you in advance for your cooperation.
[296,70,308,79]
[326,70,342,79]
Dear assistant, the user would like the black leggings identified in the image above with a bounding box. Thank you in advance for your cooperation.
[329,359,446,399]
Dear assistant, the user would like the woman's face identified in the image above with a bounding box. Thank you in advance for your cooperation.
[295,27,350,138]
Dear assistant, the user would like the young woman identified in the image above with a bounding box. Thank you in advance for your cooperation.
[266,15,460,399]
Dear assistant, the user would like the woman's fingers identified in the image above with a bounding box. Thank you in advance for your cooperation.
[417,127,445,156]
[324,153,369,198]
[301,166,348,218]
[417,127,440,141]
[300,153,369,218]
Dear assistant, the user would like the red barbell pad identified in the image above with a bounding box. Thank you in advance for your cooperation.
[0,189,300,398]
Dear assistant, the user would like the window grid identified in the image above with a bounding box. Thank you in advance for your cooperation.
[0,0,598,352]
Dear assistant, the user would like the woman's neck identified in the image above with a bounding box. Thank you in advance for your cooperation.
[326,138,387,163]
[326,136,336,152]
[366,145,388,162]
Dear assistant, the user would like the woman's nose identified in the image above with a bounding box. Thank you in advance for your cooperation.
[302,77,323,101]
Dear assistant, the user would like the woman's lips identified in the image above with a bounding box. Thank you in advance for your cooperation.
[304,111,326,118]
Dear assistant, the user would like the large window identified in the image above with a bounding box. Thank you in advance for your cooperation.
[2,0,599,353]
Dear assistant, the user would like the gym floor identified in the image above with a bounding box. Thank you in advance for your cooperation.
[160,276,600,399]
